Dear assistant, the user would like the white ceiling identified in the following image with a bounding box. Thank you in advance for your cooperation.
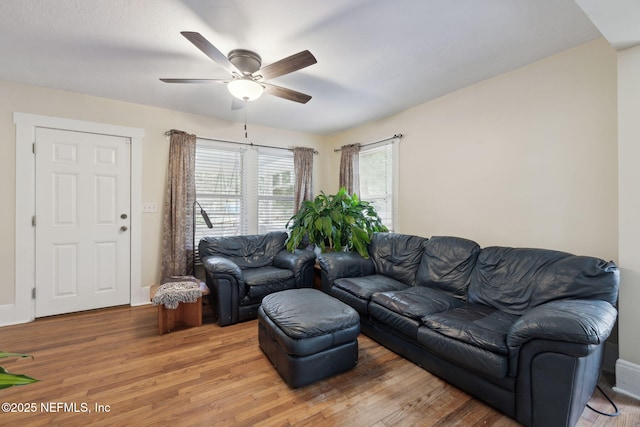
[0,1,606,135]
[574,0,640,50]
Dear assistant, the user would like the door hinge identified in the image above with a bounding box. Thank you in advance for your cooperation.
[32,215,36,227]
[32,288,36,299]
[32,142,36,154]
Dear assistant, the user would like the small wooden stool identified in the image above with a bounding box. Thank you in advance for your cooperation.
[150,280,210,335]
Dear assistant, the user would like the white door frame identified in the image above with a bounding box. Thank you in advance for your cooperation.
[6,113,145,326]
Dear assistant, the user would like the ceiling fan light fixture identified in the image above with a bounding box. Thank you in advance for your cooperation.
[227,78,264,101]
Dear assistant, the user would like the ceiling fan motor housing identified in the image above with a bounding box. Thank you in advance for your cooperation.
[228,49,262,75]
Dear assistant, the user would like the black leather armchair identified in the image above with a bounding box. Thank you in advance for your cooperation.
[199,232,316,326]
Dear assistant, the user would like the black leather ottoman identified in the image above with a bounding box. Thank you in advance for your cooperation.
[258,288,360,388]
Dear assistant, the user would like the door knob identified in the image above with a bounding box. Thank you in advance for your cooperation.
[120,226,128,232]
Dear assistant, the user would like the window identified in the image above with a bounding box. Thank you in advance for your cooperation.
[194,140,295,246]
[258,149,295,233]
[195,142,246,240]
[359,142,396,230]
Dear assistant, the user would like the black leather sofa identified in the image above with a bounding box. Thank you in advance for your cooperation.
[199,232,316,326]
[318,233,619,427]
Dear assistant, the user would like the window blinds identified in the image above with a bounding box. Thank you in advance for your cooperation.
[195,142,247,242]
[359,143,393,229]
[258,148,295,233]
[194,141,295,247]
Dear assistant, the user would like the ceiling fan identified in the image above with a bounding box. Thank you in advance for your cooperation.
[161,32,317,105]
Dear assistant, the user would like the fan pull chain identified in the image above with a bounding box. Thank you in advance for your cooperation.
[244,108,248,139]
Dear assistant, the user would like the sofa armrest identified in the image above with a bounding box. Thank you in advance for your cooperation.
[273,249,317,287]
[273,249,316,270]
[201,256,245,299]
[515,339,606,427]
[508,299,617,348]
[317,251,375,292]
[201,256,244,281]
[507,299,616,374]
[201,256,244,326]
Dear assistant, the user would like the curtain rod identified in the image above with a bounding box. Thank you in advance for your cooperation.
[333,133,403,152]
[164,129,318,154]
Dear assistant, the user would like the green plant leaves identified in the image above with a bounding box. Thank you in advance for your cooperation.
[0,352,39,389]
[0,352,32,360]
[0,367,39,389]
[286,187,388,258]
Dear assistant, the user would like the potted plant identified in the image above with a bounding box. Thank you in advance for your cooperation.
[286,187,388,258]
[0,351,39,389]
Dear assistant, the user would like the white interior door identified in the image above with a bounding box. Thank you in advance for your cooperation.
[34,128,131,317]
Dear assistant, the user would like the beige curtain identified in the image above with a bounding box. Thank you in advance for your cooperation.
[161,130,197,277]
[339,143,360,195]
[293,147,315,211]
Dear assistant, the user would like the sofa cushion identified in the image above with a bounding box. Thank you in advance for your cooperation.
[418,304,519,378]
[468,247,620,315]
[332,275,409,315]
[371,286,464,320]
[415,236,480,299]
[334,274,409,300]
[244,266,295,300]
[368,287,464,339]
[416,325,509,379]
[199,231,287,269]
[368,302,422,339]
[421,304,519,355]
[368,233,427,285]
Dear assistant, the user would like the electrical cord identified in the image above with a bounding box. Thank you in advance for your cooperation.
[586,384,620,417]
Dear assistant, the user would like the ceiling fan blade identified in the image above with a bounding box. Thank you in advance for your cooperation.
[180,31,240,75]
[160,78,227,83]
[256,50,317,81]
[263,83,312,104]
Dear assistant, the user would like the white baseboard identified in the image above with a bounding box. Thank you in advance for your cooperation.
[131,285,152,306]
[0,285,151,328]
[0,303,32,327]
[614,359,640,401]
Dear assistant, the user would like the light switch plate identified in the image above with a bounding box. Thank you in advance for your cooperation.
[143,202,158,213]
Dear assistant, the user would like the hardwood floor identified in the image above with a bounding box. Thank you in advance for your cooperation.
[0,304,637,426]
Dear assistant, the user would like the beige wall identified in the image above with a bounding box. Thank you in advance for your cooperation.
[617,43,640,392]
[327,39,618,262]
[0,81,325,306]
